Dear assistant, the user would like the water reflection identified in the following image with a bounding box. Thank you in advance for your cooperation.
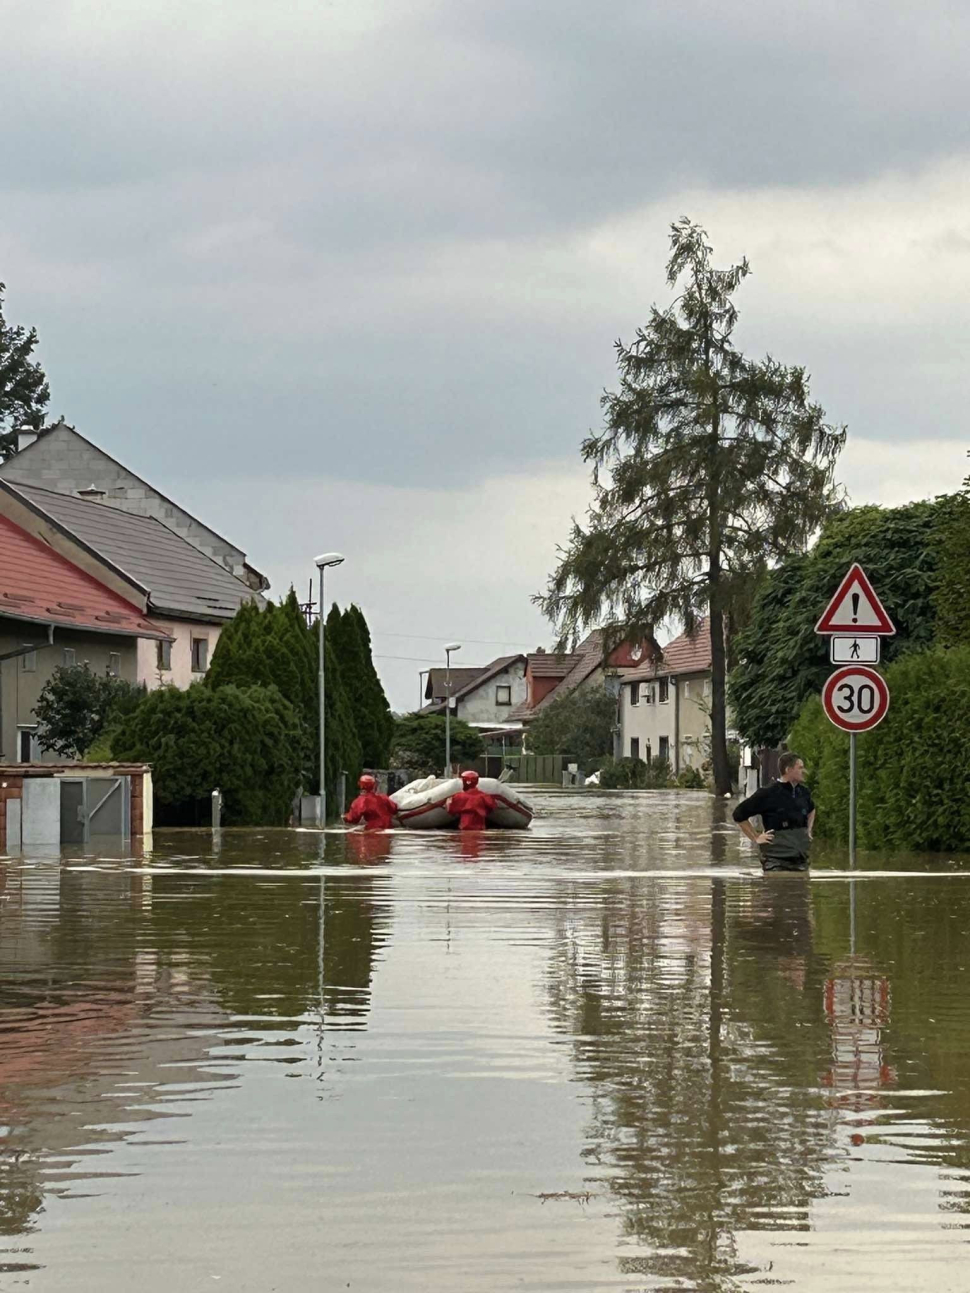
[1,795,970,1291]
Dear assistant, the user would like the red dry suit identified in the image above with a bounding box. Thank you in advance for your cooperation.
[344,792,398,831]
[446,788,496,832]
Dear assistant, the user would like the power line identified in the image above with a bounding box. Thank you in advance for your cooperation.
[372,653,491,665]
[372,629,536,648]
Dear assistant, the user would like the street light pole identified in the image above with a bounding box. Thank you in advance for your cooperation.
[443,641,461,775]
[315,552,345,823]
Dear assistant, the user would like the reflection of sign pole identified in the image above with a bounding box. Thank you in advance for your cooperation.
[816,566,896,863]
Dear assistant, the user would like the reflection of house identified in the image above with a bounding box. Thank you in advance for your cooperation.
[618,619,721,773]
[0,480,262,691]
[0,423,268,591]
[0,511,170,763]
[509,631,660,745]
[421,655,527,730]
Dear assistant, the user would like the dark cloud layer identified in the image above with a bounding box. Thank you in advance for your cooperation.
[3,0,970,498]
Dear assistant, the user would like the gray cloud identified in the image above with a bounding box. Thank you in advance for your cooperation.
[3,0,970,690]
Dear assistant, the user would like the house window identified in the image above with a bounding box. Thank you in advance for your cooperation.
[659,736,670,762]
[495,684,512,706]
[157,639,172,671]
[18,728,39,762]
[63,647,76,667]
[659,678,669,704]
[630,682,639,707]
[630,737,640,760]
[107,652,121,678]
[643,683,654,704]
[191,638,208,673]
[21,648,36,672]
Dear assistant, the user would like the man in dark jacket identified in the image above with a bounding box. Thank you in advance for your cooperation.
[733,752,816,872]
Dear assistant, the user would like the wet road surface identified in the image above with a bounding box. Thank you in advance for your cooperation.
[2,788,970,1291]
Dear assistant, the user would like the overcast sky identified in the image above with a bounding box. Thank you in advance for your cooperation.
[4,0,969,707]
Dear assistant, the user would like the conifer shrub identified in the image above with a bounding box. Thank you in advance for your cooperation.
[111,683,302,826]
[789,646,970,852]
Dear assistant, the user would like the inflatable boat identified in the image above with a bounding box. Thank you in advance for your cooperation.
[391,776,534,829]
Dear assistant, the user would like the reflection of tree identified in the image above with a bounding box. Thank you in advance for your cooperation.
[545,875,836,1289]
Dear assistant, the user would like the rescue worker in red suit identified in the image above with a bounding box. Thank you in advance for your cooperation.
[446,770,496,831]
[344,775,398,831]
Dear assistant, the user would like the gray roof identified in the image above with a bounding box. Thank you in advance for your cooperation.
[7,481,260,622]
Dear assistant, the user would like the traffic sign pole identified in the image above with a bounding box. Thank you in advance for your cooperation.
[816,565,896,867]
[849,732,857,868]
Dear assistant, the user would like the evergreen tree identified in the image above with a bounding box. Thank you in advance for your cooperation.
[933,461,970,649]
[0,283,51,460]
[326,603,390,768]
[315,616,362,805]
[539,219,845,793]
[349,604,394,763]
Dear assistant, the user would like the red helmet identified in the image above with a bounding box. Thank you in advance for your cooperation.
[359,774,376,791]
[460,769,479,787]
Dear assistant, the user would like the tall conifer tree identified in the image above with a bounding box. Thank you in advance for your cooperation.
[539,219,845,792]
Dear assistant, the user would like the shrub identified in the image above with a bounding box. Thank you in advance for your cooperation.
[35,665,146,759]
[111,683,302,826]
[676,765,705,789]
[599,755,673,789]
[788,646,970,852]
[390,714,483,776]
[525,687,617,772]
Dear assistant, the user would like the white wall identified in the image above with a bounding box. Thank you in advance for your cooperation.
[136,621,223,691]
[456,661,527,724]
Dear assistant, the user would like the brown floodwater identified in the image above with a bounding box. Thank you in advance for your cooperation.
[1,788,970,1291]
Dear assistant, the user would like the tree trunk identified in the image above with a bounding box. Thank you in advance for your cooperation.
[708,600,731,795]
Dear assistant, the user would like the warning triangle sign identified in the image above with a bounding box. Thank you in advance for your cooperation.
[815,563,896,636]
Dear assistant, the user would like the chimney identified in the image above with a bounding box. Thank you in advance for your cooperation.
[16,426,38,452]
[76,484,106,502]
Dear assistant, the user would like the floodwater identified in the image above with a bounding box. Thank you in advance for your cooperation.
[2,792,970,1292]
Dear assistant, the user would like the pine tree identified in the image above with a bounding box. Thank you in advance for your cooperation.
[349,604,393,764]
[0,283,51,460]
[539,219,846,793]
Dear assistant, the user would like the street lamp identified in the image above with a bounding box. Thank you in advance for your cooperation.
[444,642,461,775]
[315,552,345,823]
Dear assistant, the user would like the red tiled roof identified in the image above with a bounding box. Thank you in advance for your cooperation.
[526,651,580,678]
[0,513,171,640]
[627,618,713,681]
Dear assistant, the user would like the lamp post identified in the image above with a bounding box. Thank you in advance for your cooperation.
[315,552,345,823]
[443,642,461,775]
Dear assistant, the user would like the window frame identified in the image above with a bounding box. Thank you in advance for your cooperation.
[191,637,209,674]
[157,639,173,672]
[630,681,640,707]
[107,652,121,678]
[630,737,640,760]
[495,684,512,707]
[658,677,669,704]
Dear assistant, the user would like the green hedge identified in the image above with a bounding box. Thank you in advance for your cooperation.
[789,646,970,852]
[112,683,302,826]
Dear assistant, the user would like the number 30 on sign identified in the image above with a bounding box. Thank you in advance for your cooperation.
[821,665,890,733]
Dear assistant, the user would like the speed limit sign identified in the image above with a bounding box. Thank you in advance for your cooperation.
[822,665,890,732]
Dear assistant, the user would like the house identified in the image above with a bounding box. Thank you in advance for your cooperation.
[509,631,660,747]
[0,512,171,763]
[0,480,262,691]
[421,655,527,729]
[0,423,268,592]
[618,618,723,773]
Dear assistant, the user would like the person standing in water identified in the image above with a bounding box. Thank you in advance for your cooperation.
[446,770,496,832]
[344,775,399,831]
[733,752,816,872]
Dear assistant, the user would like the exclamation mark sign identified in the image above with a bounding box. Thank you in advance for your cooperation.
[851,592,860,624]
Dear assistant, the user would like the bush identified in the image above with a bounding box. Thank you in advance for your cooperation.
[35,665,146,759]
[111,683,302,826]
[599,755,673,789]
[676,765,705,789]
[788,645,970,852]
[390,713,483,776]
[525,687,617,772]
